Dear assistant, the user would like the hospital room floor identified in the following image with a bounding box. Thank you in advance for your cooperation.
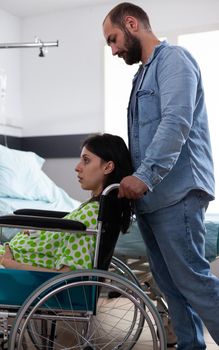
[122,260,219,349]
[202,328,218,349]
[167,328,218,349]
[176,321,218,349]
[122,258,219,349]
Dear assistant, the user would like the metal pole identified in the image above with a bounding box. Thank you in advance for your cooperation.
[0,40,59,49]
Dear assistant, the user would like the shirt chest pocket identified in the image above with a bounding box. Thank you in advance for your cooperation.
[136,89,160,125]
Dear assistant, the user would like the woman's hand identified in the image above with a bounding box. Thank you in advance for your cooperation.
[4,244,13,259]
[0,244,14,267]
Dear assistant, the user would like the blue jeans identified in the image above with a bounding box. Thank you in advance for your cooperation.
[136,190,219,350]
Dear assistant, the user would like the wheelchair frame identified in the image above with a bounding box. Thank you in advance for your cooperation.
[0,184,167,350]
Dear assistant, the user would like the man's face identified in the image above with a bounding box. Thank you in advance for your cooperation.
[103,17,142,65]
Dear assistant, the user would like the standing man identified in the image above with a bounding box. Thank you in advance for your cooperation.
[103,3,219,350]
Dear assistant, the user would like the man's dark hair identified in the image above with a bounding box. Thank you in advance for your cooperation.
[105,2,151,30]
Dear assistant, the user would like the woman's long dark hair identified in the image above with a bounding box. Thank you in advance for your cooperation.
[82,133,133,233]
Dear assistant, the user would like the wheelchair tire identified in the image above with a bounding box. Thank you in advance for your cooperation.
[25,257,142,350]
[9,269,166,350]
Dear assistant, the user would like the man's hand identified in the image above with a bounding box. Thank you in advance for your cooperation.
[118,176,148,199]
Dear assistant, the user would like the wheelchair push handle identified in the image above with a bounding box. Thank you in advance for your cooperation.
[101,183,120,196]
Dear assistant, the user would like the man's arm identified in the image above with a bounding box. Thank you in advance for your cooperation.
[124,48,199,199]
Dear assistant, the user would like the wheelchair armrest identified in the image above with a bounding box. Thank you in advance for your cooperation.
[0,214,86,232]
[14,209,69,218]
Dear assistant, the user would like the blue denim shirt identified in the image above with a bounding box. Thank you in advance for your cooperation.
[128,41,215,213]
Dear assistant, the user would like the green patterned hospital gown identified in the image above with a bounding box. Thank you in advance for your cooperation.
[0,201,99,270]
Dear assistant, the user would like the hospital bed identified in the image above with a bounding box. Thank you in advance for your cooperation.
[0,143,80,243]
[0,183,166,350]
[0,143,80,214]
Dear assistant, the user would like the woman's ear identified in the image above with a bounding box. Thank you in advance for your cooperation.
[104,161,115,175]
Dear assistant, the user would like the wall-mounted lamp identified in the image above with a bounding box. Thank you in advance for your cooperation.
[0,37,59,57]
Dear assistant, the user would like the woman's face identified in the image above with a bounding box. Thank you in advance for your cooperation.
[75,146,113,196]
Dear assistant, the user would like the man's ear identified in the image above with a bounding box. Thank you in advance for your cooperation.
[124,16,138,32]
[104,161,115,175]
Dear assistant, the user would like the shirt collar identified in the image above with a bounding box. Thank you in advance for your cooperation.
[132,41,169,82]
[144,40,169,66]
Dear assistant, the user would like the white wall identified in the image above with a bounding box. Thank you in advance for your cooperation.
[1,0,219,138]
[42,157,89,201]
[20,6,107,136]
[20,0,219,137]
[0,9,22,136]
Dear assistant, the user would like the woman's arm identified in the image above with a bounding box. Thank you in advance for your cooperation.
[1,257,70,272]
[0,245,70,273]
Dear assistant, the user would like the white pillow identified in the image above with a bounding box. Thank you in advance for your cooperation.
[0,145,51,201]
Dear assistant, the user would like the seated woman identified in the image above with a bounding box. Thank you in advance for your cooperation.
[0,133,133,272]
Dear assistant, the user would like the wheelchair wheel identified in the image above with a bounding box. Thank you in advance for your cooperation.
[111,257,177,347]
[24,257,143,350]
[9,270,166,350]
[110,256,141,287]
[109,256,142,299]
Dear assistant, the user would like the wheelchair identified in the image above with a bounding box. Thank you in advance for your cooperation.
[0,184,166,350]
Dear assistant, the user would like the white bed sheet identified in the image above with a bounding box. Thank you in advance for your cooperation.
[0,194,80,215]
[0,194,81,242]
[0,196,80,242]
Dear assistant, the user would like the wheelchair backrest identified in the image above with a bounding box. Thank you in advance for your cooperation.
[96,186,124,270]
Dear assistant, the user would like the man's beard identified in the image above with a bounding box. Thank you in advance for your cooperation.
[122,30,142,65]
